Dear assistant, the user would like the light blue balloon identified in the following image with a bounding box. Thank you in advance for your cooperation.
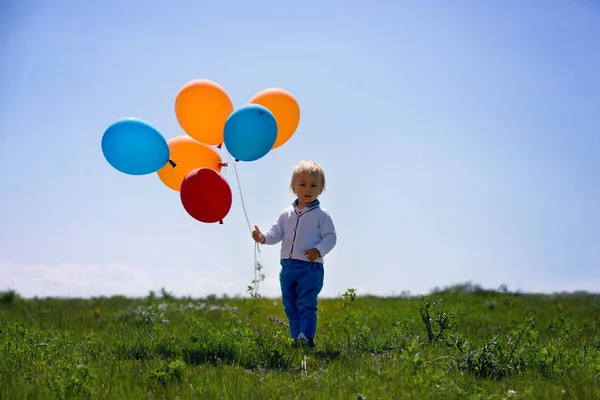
[223,104,278,162]
[101,118,170,175]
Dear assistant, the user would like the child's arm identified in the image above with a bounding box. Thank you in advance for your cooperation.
[261,214,285,245]
[314,212,337,257]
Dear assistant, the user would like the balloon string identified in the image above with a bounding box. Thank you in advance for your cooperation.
[171,147,263,293]
[222,151,263,296]
[229,156,252,234]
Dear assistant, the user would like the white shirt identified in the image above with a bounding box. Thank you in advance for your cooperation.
[262,199,337,264]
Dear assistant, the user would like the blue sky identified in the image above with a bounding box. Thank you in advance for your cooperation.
[1,0,599,299]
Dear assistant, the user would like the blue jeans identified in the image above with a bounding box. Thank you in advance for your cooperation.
[279,259,324,339]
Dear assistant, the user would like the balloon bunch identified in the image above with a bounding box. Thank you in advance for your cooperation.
[101,79,300,224]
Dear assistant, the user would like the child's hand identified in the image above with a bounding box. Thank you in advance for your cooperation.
[304,248,321,262]
[252,225,265,244]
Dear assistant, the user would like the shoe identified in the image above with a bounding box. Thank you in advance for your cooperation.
[296,332,308,345]
[296,333,316,348]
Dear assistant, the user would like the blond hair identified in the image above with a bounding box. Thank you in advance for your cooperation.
[290,160,326,192]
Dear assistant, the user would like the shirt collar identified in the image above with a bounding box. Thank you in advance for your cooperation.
[293,198,320,213]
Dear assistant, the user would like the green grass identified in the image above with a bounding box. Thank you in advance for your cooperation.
[1,283,599,399]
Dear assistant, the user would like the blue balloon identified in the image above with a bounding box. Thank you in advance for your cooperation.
[101,118,170,175]
[223,104,278,162]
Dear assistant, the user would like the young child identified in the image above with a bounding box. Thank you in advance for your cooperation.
[252,160,337,347]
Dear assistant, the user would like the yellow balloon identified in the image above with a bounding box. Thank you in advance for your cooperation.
[157,135,223,191]
[174,79,234,145]
[249,88,300,149]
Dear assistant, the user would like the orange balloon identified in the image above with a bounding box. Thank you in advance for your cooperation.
[248,88,300,149]
[174,79,234,145]
[157,135,223,191]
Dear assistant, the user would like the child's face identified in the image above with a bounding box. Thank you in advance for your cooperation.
[292,172,323,206]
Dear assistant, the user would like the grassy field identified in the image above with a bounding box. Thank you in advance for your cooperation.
[1,283,599,399]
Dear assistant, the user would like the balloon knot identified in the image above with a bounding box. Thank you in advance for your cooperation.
[168,159,177,168]
[218,162,228,167]
[219,220,224,224]
[217,143,223,149]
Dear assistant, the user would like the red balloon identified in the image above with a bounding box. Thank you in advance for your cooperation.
[180,168,232,223]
